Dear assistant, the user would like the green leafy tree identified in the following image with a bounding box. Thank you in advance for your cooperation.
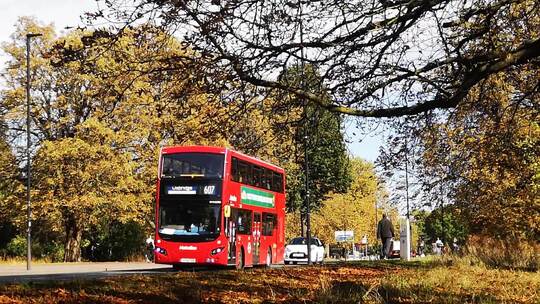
[277,65,351,213]
[411,209,429,243]
[422,206,469,246]
[262,65,351,237]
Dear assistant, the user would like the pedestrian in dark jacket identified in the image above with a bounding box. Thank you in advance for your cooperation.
[377,213,394,259]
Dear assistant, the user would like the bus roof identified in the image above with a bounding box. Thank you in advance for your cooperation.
[161,146,226,155]
[160,146,284,173]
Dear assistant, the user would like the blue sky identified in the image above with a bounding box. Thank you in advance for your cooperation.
[0,0,384,163]
[0,0,97,41]
[344,119,385,163]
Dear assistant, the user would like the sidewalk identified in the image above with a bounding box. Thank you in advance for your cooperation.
[0,262,171,283]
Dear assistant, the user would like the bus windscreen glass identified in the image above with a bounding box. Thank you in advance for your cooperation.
[159,201,221,237]
[161,153,224,178]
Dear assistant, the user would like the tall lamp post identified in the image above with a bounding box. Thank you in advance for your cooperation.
[401,139,411,260]
[404,145,410,220]
[26,32,41,271]
[297,0,312,265]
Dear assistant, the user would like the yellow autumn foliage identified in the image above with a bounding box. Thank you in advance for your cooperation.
[286,158,391,247]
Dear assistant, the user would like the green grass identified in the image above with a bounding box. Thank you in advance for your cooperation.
[0,257,538,303]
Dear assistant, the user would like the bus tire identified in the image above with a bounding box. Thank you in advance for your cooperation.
[236,248,245,270]
[265,248,272,267]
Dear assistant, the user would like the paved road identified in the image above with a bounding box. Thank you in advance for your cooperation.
[0,262,172,284]
[0,260,347,284]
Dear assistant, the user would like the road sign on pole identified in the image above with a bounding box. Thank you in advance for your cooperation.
[335,230,354,242]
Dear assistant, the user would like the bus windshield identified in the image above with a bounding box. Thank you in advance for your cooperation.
[159,201,221,237]
[161,153,224,178]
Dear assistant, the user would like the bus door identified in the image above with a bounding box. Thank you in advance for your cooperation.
[226,208,237,265]
[262,212,278,264]
[253,212,261,264]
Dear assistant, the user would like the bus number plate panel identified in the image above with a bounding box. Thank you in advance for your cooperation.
[180,258,196,263]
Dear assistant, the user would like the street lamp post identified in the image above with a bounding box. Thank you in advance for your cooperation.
[404,138,410,219]
[402,139,411,260]
[26,32,41,271]
[297,0,312,266]
[305,133,311,265]
[440,180,445,245]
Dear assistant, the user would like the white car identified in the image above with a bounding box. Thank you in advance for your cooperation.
[284,237,325,264]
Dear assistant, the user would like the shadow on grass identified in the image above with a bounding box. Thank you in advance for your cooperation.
[378,284,499,304]
[312,279,499,304]
[330,258,436,271]
[99,269,302,303]
[314,280,376,304]
[0,276,181,304]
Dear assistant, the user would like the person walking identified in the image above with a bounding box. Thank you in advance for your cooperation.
[377,213,394,259]
[145,236,155,262]
[435,237,444,255]
[418,239,425,257]
[452,237,459,253]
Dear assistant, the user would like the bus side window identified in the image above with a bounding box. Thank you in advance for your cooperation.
[263,168,271,190]
[262,213,276,236]
[239,161,249,184]
[237,210,252,235]
[253,166,261,188]
[272,172,283,193]
[259,167,266,189]
[231,157,239,182]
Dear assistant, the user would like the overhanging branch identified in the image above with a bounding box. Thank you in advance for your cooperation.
[235,38,540,118]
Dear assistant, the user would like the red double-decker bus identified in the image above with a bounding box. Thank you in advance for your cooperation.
[154,146,286,269]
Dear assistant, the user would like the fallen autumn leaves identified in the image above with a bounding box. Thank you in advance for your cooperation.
[0,260,538,303]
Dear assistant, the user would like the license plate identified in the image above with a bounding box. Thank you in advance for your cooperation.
[180,258,196,263]
[292,253,304,258]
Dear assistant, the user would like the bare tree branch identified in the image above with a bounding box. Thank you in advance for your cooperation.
[88,0,540,118]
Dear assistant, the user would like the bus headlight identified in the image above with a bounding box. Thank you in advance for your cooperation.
[155,247,168,256]
[211,247,225,255]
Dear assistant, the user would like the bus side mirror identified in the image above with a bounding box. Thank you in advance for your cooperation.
[224,205,231,218]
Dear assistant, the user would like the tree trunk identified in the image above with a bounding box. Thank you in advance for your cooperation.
[64,218,83,262]
[300,212,305,237]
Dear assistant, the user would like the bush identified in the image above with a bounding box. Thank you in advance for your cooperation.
[463,235,540,271]
[0,221,16,250]
[6,235,26,257]
[33,242,64,262]
[84,220,147,261]
[3,235,65,262]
